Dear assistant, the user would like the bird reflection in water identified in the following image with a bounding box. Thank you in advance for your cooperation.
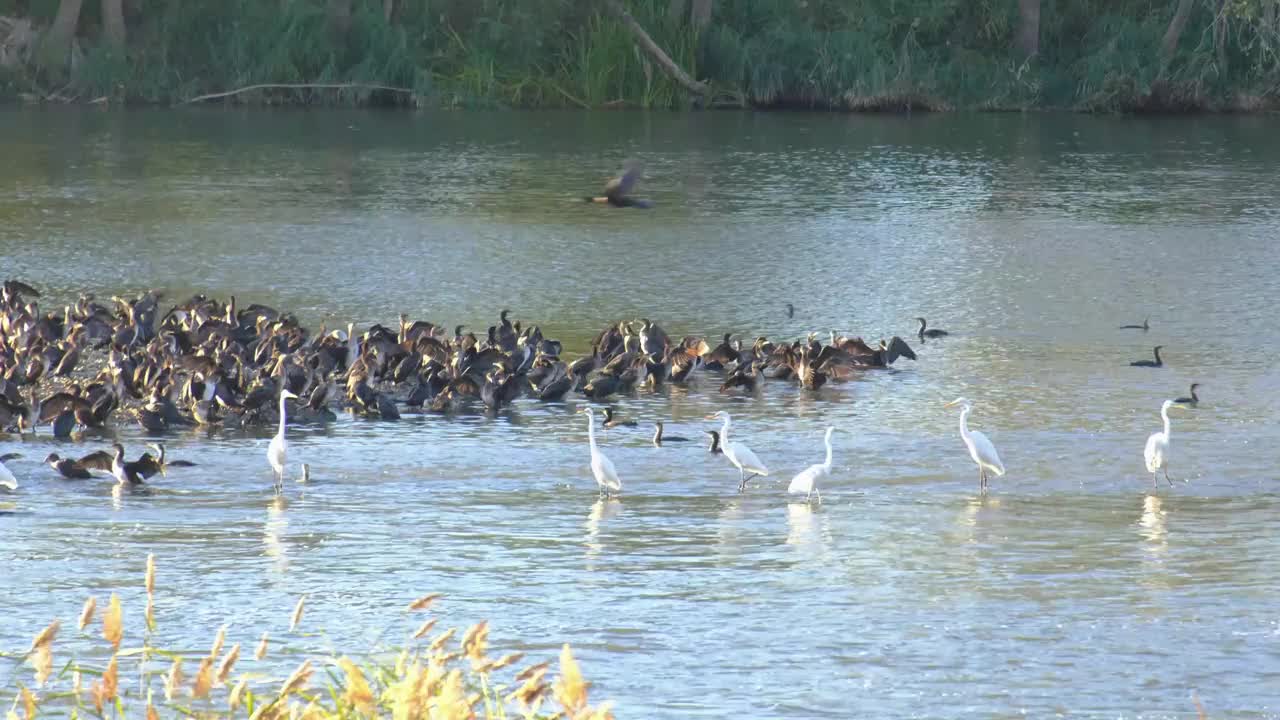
[784,502,832,556]
[584,497,622,563]
[264,495,290,574]
[1138,495,1168,549]
[1135,494,1172,599]
[109,481,153,509]
[955,494,1003,547]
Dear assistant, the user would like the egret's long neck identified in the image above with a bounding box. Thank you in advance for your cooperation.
[277,394,289,439]
[587,414,598,451]
[720,416,731,444]
[822,433,833,469]
[958,406,972,442]
[1161,406,1172,438]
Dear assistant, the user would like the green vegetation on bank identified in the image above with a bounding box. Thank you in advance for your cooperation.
[1,0,1278,111]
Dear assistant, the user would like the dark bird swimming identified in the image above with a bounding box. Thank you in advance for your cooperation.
[916,317,948,339]
[602,407,636,428]
[652,421,689,447]
[1119,316,1150,331]
[1174,383,1200,406]
[704,430,722,454]
[1130,346,1164,368]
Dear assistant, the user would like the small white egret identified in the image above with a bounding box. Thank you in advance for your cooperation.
[788,427,834,503]
[578,407,621,496]
[268,390,299,490]
[706,411,769,492]
[0,452,19,491]
[1144,399,1185,487]
[944,398,1005,492]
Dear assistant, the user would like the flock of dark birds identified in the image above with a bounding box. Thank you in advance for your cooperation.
[0,271,1200,495]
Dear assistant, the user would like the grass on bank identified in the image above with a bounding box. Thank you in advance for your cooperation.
[3,553,614,719]
[1,0,1279,110]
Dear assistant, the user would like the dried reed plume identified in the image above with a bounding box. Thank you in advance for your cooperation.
[6,571,614,720]
[102,593,123,648]
[255,631,270,660]
[28,619,58,686]
[29,619,59,653]
[289,596,306,632]
[192,656,214,699]
[164,657,183,701]
[411,617,438,639]
[406,592,443,612]
[429,627,458,653]
[145,553,156,595]
[90,653,119,713]
[228,677,249,712]
[278,658,314,698]
[554,643,589,715]
[337,657,374,712]
[78,597,96,630]
[216,643,241,686]
[19,686,37,719]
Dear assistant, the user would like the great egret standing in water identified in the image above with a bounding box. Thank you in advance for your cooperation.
[788,427,834,503]
[706,411,769,492]
[268,390,299,491]
[578,407,621,496]
[1144,399,1185,487]
[944,398,1005,492]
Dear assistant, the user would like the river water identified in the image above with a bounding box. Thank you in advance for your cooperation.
[1,109,1278,717]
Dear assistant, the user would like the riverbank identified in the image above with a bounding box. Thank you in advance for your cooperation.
[2,1,1279,113]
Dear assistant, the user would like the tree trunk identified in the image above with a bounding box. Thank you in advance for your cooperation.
[1015,0,1040,58]
[1161,0,1197,59]
[603,0,708,95]
[383,0,396,23]
[1214,0,1228,71]
[327,0,352,39]
[101,0,125,52]
[667,0,686,22]
[690,0,713,30]
[41,0,83,66]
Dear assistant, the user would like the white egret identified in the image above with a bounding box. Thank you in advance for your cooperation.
[268,390,299,490]
[788,427,834,503]
[578,407,621,496]
[1144,399,1185,487]
[0,452,19,491]
[944,398,1005,492]
[706,411,769,492]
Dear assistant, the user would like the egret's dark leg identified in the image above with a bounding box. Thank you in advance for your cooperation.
[1164,466,1174,487]
[814,488,822,505]
[738,469,747,493]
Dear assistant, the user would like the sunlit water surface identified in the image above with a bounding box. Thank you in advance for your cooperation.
[2,109,1279,717]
